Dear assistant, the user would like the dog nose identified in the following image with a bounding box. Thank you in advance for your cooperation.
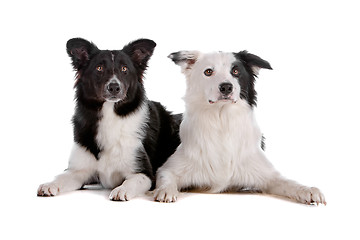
[107,82,121,94]
[219,83,233,95]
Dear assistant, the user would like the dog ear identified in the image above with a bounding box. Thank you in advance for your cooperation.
[66,38,99,70]
[123,39,156,77]
[168,51,200,72]
[236,51,272,76]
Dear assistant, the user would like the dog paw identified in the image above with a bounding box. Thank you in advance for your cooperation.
[153,186,179,203]
[37,182,60,197]
[109,186,136,201]
[294,186,326,205]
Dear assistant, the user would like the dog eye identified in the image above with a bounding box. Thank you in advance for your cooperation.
[232,68,240,76]
[121,66,128,73]
[96,66,103,72]
[204,69,213,77]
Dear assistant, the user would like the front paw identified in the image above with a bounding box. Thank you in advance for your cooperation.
[109,186,136,201]
[154,186,179,203]
[294,186,326,205]
[37,182,60,197]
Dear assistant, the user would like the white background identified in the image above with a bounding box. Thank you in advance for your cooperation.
[1,0,359,239]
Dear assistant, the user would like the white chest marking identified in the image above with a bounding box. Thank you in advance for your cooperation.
[95,102,148,188]
[176,102,264,191]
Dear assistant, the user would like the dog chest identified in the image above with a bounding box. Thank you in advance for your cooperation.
[181,104,263,187]
[95,102,148,188]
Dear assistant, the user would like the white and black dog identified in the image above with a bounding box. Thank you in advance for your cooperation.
[37,38,181,201]
[154,50,326,205]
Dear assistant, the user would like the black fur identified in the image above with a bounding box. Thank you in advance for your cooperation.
[233,51,272,107]
[169,50,272,107]
[232,51,271,151]
[67,38,181,180]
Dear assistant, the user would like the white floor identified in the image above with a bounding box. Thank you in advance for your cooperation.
[3,181,355,240]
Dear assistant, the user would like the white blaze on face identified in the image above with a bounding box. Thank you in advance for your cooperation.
[186,52,241,104]
[104,74,125,102]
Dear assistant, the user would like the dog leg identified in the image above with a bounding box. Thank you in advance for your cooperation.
[37,143,96,196]
[153,170,179,203]
[153,151,188,203]
[263,176,326,205]
[242,151,326,205]
[37,169,94,196]
[109,173,152,201]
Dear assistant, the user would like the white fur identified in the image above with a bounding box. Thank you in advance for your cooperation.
[96,102,148,189]
[185,52,240,104]
[38,101,152,200]
[154,52,326,205]
[109,173,151,201]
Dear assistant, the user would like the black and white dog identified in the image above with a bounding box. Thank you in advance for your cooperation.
[154,50,326,205]
[37,38,181,201]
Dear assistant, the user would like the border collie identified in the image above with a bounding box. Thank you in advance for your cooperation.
[154,50,326,205]
[37,38,181,201]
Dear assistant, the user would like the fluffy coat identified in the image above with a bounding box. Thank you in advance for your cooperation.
[38,38,181,200]
[154,51,326,205]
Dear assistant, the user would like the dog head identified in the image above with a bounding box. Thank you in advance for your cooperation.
[169,50,271,107]
[67,38,156,104]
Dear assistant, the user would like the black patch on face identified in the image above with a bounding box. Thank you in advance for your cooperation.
[230,60,256,106]
[232,51,272,107]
